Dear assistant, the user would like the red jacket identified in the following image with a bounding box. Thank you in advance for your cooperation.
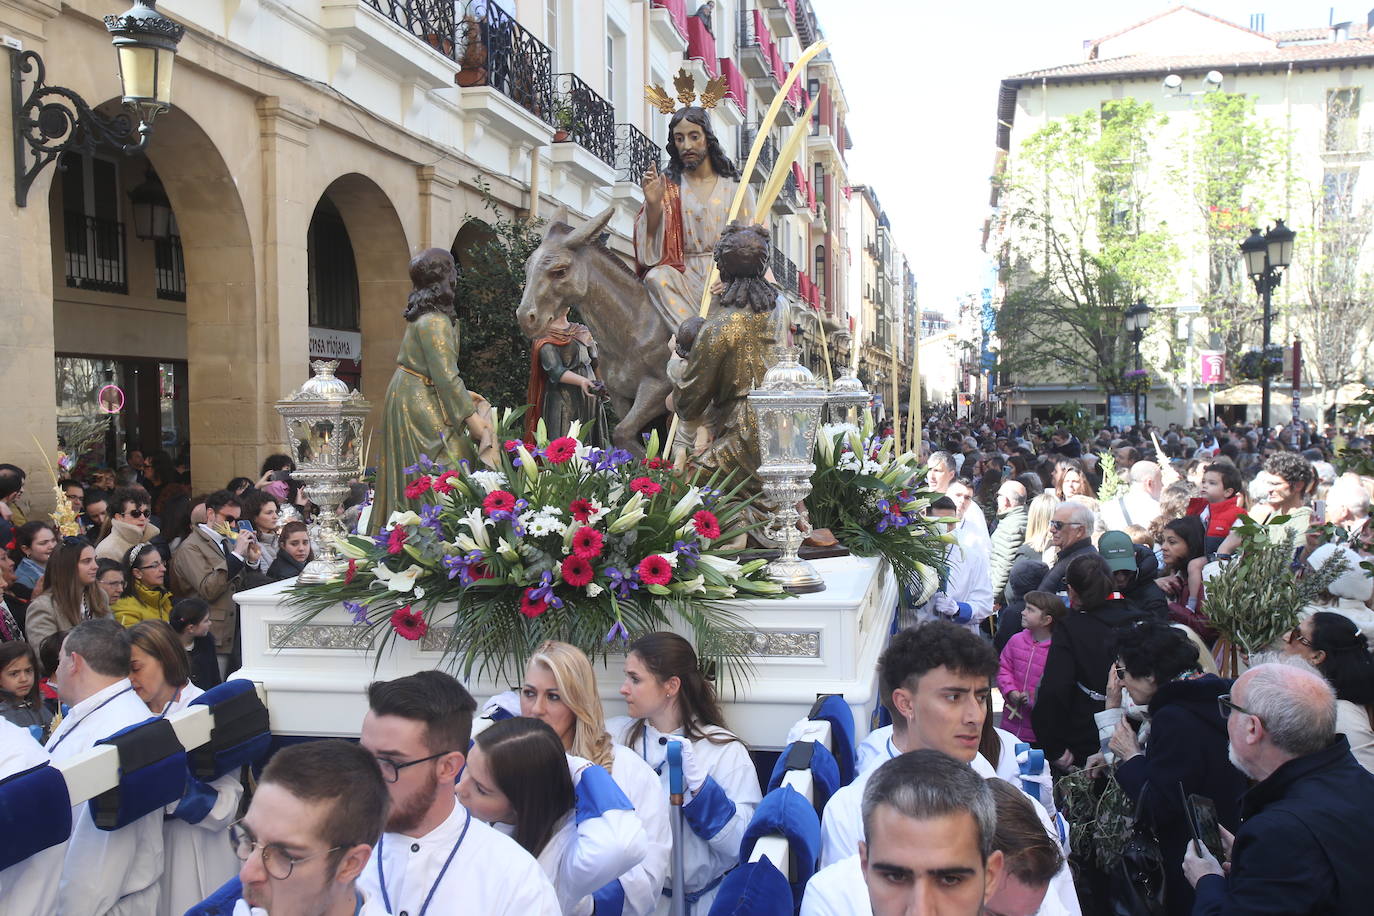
[1187,495,1244,542]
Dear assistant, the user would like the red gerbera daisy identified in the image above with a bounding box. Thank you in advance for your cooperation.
[386,527,407,555]
[571,527,604,560]
[405,476,432,499]
[433,470,460,494]
[637,554,673,586]
[643,457,664,470]
[692,510,721,540]
[545,437,578,464]
[390,605,428,641]
[561,554,594,587]
[569,498,594,522]
[344,558,357,584]
[469,561,493,581]
[519,588,550,619]
[483,490,516,515]
[504,439,524,453]
[630,476,662,496]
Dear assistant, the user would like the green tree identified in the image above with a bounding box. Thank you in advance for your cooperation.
[452,178,545,411]
[995,99,1179,396]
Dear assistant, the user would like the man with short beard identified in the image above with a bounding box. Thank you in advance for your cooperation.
[636,96,756,325]
[357,670,559,915]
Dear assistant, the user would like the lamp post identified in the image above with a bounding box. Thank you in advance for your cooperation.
[10,0,184,206]
[1123,299,1152,428]
[1239,220,1296,431]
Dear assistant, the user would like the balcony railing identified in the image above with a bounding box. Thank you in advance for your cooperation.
[720,58,747,116]
[738,125,778,184]
[155,235,186,302]
[553,73,615,165]
[651,0,689,40]
[615,123,661,184]
[368,0,456,55]
[736,7,773,80]
[771,249,798,294]
[456,1,554,123]
[64,212,127,294]
[686,16,719,78]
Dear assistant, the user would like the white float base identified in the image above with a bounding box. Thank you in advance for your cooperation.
[233,554,895,749]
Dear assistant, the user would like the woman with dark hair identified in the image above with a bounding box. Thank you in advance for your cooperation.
[239,488,281,572]
[607,632,761,911]
[1053,457,1097,500]
[1104,620,1244,915]
[94,558,125,608]
[8,520,57,611]
[1157,516,1210,636]
[127,619,242,913]
[1284,611,1374,772]
[169,597,220,690]
[111,542,172,627]
[0,640,53,739]
[266,520,312,581]
[1032,552,1144,766]
[24,538,108,648]
[459,717,648,916]
[224,477,254,497]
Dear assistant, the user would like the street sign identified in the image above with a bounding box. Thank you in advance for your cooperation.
[1199,350,1225,384]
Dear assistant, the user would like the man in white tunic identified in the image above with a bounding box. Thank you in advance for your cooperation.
[358,671,560,915]
[0,718,65,914]
[635,94,756,327]
[46,618,164,915]
[907,497,993,633]
[232,740,392,915]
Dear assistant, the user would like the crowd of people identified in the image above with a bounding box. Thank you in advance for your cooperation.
[2,412,1374,915]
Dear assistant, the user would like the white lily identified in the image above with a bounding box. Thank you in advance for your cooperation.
[497,538,519,562]
[666,487,703,524]
[374,564,423,594]
[459,508,493,550]
[387,510,421,529]
[585,582,604,598]
[671,575,705,594]
[567,420,582,440]
[333,537,370,559]
[662,551,679,568]
[607,506,645,534]
[698,554,743,578]
[516,443,538,484]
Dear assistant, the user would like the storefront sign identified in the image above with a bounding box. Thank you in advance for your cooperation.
[308,327,362,361]
[1108,394,1134,429]
[1199,350,1226,385]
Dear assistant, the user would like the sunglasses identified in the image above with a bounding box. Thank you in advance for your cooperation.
[1217,693,1264,724]
[121,508,150,519]
[1049,520,1080,531]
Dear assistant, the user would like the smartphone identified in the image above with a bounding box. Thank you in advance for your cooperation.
[1181,787,1224,860]
[235,521,255,535]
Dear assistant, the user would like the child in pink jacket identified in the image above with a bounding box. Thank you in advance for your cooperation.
[997,590,1063,743]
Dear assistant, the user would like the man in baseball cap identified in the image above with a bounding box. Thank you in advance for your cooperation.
[1100,530,1169,621]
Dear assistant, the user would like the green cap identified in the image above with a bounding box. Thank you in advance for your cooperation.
[1098,530,1137,573]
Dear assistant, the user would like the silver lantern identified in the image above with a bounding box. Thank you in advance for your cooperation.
[747,345,828,593]
[827,370,870,427]
[275,360,370,583]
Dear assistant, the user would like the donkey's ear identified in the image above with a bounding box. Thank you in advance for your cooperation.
[563,207,616,250]
[545,206,570,237]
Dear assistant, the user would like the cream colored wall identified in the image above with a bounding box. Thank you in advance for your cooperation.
[1094,10,1274,59]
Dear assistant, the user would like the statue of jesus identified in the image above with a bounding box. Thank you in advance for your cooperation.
[635,105,757,327]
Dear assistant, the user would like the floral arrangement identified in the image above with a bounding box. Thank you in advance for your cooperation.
[1119,368,1151,394]
[286,411,785,683]
[806,411,951,597]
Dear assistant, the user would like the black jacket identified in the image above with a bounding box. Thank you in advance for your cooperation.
[1120,545,1171,622]
[1114,675,1247,916]
[266,551,307,582]
[1037,537,1099,595]
[1031,598,1145,763]
[1193,735,1374,915]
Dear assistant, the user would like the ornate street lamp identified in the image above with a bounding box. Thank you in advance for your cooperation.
[1240,220,1296,430]
[275,360,371,584]
[10,0,185,206]
[1123,299,1152,428]
[748,346,828,593]
[128,168,173,241]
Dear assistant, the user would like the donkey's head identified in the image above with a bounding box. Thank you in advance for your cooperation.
[517,206,616,338]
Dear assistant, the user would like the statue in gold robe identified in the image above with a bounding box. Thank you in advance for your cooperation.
[371,249,494,531]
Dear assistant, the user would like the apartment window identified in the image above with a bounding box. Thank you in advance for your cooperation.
[545,0,559,71]
[606,33,615,105]
[1326,88,1361,152]
[61,151,127,294]
[813,163,825,203]
[1322,167,1359,223]
[809,78,821,133]
[814,244,826,298]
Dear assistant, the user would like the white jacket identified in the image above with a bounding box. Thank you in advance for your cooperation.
[0,719,65,916]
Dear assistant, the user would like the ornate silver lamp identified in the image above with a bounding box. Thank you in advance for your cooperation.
[748,345,828,593]
[827,370,870,426]
[275,360,370,583]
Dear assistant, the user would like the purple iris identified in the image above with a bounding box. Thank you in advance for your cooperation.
[404,454,438,474]
[419,504,444,535]
[605,621,630,643]
[605,566,639,599]
[444,550,489,586]
[371,530,392,549]
[343,600,369,624]
[586,448,615,471]
[699,487,720,508]
[528,571,564,610]
[672,539,700,568]
[609,448,634,467]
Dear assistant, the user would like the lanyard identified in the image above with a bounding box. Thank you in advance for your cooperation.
[47,685,135,753]
[378,808,471,916]
[886,737,897,760]
[642,730,666,775]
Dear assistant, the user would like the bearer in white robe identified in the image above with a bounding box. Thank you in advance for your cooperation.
[0,718,65,915]
[45,620,164,916]
[358,672,561,916]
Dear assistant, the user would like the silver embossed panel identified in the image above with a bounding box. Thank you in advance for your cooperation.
[720,629,821,658]
[268,623,372,651]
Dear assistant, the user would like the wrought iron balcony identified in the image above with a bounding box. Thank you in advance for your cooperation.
[64,212,127,294]
[736,6,773,80]
[456,1,554,123]
[738,125,778,184]
[553,73,615,166]
[368,0,457,55]
[770,249,799,294]
[615,123,662,184]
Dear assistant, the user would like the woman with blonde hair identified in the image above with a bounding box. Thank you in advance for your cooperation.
[25,538,108,648]
[519,640,670,916]
[1018,492,1061,565]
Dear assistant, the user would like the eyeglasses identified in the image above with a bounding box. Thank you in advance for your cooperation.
[1287,626,1314,649]
[373,750,451,784]
[1114,664,1127,680]
[1217,693,1264,724]
[137,558,165,571]
[122,508,149,519]
[1049,520,1080,531]
[229,822,340,880]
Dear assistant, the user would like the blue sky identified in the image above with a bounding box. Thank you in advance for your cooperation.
[809,0,1354,316]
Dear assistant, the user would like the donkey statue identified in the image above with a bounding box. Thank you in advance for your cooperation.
[517,206,675,452]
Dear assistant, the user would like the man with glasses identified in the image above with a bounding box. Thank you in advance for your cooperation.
[357,670,558,914]
[172,489,259,675]
[1037,502,1098,595]
[1184,660,1374,914]
[96,484,161,563]
[228,739,391,915]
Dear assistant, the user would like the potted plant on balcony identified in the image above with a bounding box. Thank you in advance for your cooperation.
[553,103,576,142]
[455,15,488,87]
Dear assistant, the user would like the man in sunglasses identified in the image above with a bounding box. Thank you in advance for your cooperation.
[1037,502,1098,595]
[1184,660,1374,915]
[228,740,391,915]
[95,484,161,563]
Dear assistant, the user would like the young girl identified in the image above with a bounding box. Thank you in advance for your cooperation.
[169,598,221,690]
[0,640,53,741]
[459,717,647,916]
[997,591,1062,743]
[8,521,58,609]
[266,520,312,581]
[607,632,761,913]
[1158,516,1211,637]
[518,641,669,916]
